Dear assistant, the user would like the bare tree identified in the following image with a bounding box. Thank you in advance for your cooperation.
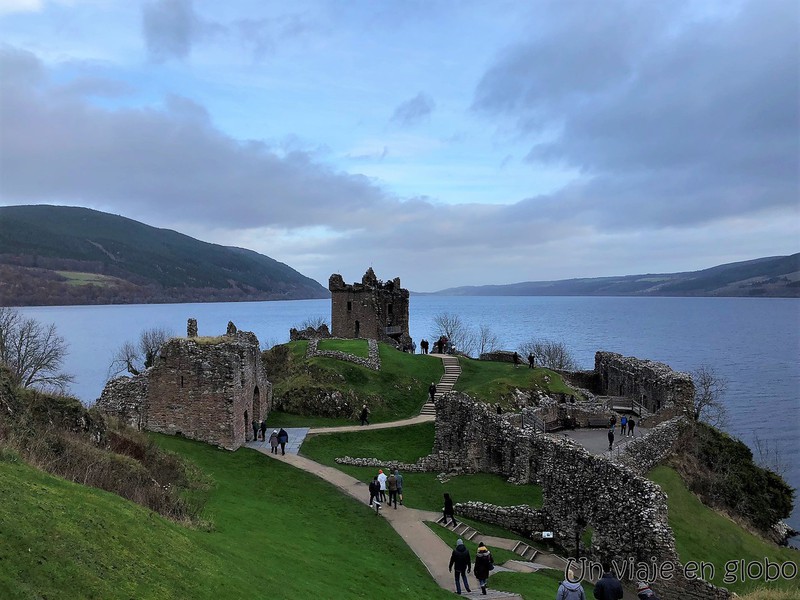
[108,326,173,378]
[692,364,728,427]
[752,431,788,477]
[477,324,500,356]
[431,312,477,357]
[0,306,73,392]
[518,338,577,370]
[298,316,329,330]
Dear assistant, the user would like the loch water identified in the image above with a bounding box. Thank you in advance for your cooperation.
[18,296,800,536]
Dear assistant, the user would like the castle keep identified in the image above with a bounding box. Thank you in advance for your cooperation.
[97,319,271,451]
[329,267,413,350]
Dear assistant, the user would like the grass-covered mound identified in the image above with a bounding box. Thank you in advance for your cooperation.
[454,357,578,408]
[301,423,543,512]
[669,422,794,535]
[0,367,207,522]
[0,434,454,599]
[264,341,443,424]
[649,466,798,595]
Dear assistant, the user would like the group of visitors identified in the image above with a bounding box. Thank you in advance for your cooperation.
[268,428,289,455]
[368,469,403,512]
[607,415,637,450]
[556,563,660,599]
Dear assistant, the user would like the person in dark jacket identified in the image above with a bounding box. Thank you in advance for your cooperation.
[387,472,398,509]
[368,476,381,513]
[607,428,615,451]
[251,419,259,442]
[259,419,267,441]
[429,382,437,402]
[277,428,289,455]
[443,492,457,526]
[448,538,471,594]
[593,563,623,600]
[473,541,494,595]
[360,404,370,426]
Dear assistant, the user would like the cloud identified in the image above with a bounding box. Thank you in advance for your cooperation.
[390,92,435,127]
[473,0,800,229]
[141,0,222,62]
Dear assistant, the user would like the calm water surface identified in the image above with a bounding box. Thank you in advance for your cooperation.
[18,296,800,535]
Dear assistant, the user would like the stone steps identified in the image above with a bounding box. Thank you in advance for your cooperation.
[435,515,479,541]
[420,354,463,417]
[511,541,539,562]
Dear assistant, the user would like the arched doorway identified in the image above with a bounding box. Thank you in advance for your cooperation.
[354,320,360,338]
[253,386,261,420]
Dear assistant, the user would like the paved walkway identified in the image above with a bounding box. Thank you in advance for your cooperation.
[247,443,523,598]
[307,413,433,435]
[554,426,650,456]
[250,427,308,454]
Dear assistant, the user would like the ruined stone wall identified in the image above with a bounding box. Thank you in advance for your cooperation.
[595,352,694,414]
[307,337,381,370]
[329,268,411,349]
[97,322,272,451]
[433,393,729,600]
[615,416,691,476]
[147,331,271,450]
[95,374,148,429]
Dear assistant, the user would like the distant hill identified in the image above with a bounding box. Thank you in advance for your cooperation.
[0,205,329,306]
[430,254,800,298]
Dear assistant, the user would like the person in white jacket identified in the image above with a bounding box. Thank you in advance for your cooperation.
[377,469,387,502]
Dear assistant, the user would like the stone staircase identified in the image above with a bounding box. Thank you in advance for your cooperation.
[420,354,461,416]
[435,515,480,540]
[510,540,539,562]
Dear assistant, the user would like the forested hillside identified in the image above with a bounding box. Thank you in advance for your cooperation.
[0,205,328,306]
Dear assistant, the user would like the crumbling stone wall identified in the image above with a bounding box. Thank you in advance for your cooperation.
[329,268,412,350]
[306,337,381,370]
[432,393,729,600]
[97,321,272,451]
[615,416,691,476]
[289,324,332,341]
[595,352,694,414]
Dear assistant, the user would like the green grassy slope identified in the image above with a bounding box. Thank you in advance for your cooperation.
[268,342,444,424]
[0,436,453,599]
[454,357,577,406]
[649,466,798,595]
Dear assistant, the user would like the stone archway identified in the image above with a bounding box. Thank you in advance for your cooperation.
[354,320,360,338]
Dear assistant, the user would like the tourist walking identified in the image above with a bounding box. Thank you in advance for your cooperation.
[620,415,627,436]
[607,428,615,451]
[609,414,617,429]
[387,472,398,508]
[269,430,279,454]
[394,469,404,505]
[473,541,494,595]
[377,469,387,502]
[251,418,259,442]
[278,428,289,455]
[421,339,428,354]
[443,492,457,526]
[259,419,267,441]
[528,353,535,368]
[513,352,520,368]
[429,382,437,402]
[628,418,636,437]
[556,569,585,600]
[593,563,624,600]
[360,404,370,426]
[448,538,471,594]
[368,476,382,513]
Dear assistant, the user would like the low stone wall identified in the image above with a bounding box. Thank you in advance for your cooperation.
[615,416,691,475]
[454,501,546,537]
[306,338,381,370]
[289,324,332,341]
[479,350,518,363]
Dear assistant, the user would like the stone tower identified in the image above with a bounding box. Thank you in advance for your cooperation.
[329,267,413,350]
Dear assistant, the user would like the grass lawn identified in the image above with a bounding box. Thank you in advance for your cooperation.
[56,270,119,287]
[455,357,578,407]
[649,466,799,595]
[272,342,443,424]
[317,338,370,357]
[301,423,543,512]
[0,435,453,599]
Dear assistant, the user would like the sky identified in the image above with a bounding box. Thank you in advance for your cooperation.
[0,0,797,291]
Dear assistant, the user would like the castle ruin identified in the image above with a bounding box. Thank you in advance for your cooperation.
[329,267,413,350]
[96,319,272,451]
